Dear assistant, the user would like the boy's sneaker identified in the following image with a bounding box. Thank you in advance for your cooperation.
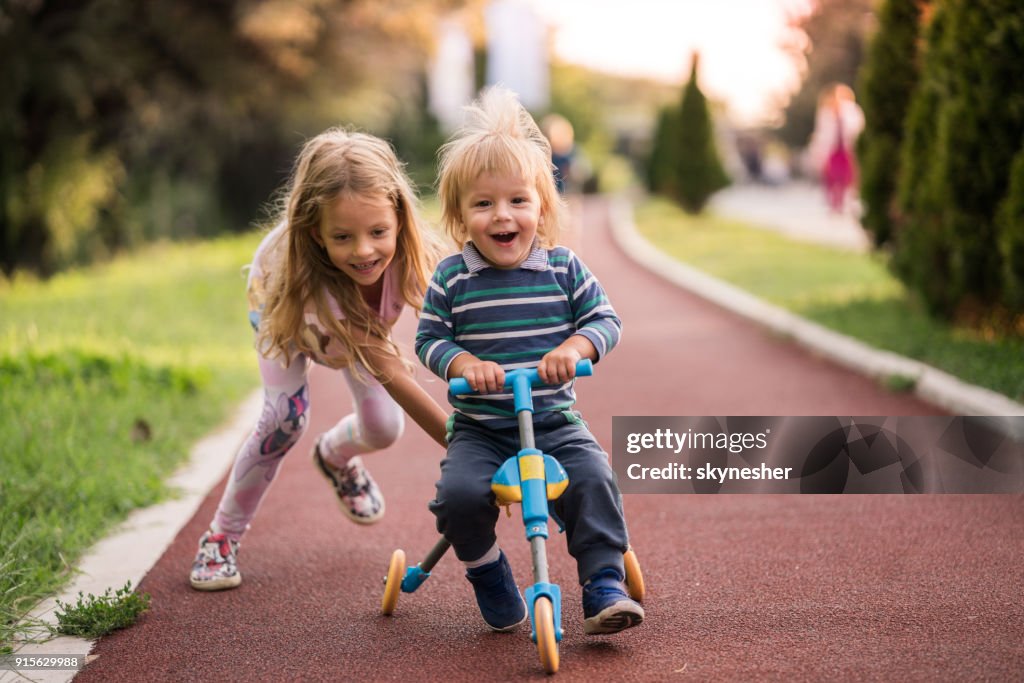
[189,530,241,591]
[582,568,645,635]
[312,438,385,524]
[466,551,528,632]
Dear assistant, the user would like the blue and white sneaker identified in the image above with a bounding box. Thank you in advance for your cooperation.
[582,568,645,635]
[465,551,528,632]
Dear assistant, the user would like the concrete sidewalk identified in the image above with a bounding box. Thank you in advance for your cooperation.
[709,181,871,252]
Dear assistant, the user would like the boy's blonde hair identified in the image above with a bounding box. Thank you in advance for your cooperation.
[437,86,563,249]
[258,128,440,376]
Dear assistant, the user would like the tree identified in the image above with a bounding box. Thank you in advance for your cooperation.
[0,1,323,275]
[646,105,680,196]
[998,139,1024,315]
[893,0,1024,321]
[673,54,729,214]
[856,0,926,248]
[934,0,1024,316]
[892,3,956,314]
[0,0,453,277]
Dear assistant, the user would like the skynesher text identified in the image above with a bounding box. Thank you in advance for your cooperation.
[627,462,793,484]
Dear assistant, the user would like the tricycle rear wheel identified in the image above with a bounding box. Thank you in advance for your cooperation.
[623,547,645,602]
[381,549,405,615]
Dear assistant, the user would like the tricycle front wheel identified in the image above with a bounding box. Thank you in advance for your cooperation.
[534,596,559,674]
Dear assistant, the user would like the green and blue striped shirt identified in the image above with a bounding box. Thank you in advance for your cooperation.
[415,242,622,425]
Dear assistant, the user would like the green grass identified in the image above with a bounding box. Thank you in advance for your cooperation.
[634,196,1024,402]
[0,232,262,650]
[52,582,151,639]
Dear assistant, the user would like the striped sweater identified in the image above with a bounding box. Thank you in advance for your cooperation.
[415,242,622,424]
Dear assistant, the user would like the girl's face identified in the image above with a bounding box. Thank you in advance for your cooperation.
[460,171,543,269]
[315,192,400,290]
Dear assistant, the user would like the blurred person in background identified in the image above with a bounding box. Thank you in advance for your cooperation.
[805,83,864,213]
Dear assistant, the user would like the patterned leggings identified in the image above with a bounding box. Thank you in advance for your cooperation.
[211,352,404,540]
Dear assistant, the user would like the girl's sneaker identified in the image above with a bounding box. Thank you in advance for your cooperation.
[581,568,644,634]
[312,439,385,524]
[189,530,242,591]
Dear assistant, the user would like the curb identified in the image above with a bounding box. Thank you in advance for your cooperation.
[0,390,263,683]
[607,195,1024,439]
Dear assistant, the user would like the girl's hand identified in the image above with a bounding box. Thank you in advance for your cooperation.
[457,359,506,394]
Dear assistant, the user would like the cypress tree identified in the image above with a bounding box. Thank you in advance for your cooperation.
[894,0,1024,320]
[674,53,729,214]
[997,139,1024,315]
[647,105,680,197]
[934,0,1024,316]
[893,2,959,315]
[856,0,925,248]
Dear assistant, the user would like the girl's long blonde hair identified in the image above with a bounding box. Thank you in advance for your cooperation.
[437,86,563,248]
[258,128,440,378]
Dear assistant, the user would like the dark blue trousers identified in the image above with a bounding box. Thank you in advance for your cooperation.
[429,412,628,584]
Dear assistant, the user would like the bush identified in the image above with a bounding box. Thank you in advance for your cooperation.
[52,583,151,639]
[891,1,1024,322]
[998,140,1024,315]
[856,0,924,248]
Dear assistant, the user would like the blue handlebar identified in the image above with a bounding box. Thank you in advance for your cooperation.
[449,359,593,398]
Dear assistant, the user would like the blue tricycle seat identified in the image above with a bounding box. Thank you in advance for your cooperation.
[491,448,569,507]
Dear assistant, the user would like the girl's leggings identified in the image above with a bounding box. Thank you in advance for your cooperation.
[210,352,404,540]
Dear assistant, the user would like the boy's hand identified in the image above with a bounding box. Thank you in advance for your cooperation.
[539,335,598,385]
[538,345,583,385]
[450,355,506,394]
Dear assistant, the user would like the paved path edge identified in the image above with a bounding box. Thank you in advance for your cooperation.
[1,390,264,683]
[607,194,1024,438]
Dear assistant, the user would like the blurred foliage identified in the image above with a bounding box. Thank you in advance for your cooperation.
[777,0,877,149]
[998,141,1024,313]
[645,55,729,214]
[646,106,681,197]
[889,0,1024,328]
[0,0,459,277]
[673,55,730,213]
[891,3,951,315]
[856,0,925,248]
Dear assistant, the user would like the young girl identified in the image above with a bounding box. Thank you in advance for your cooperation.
[190,129,449,591]
[415,87,643,635]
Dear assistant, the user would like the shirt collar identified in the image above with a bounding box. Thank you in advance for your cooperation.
[462,241,548,273]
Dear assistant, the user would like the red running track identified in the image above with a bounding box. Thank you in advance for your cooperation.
[77,197,1023,682]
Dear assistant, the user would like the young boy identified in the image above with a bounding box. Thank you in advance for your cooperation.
[415,86,644,635]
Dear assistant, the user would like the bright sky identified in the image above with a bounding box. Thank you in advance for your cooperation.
[526,0,814,126]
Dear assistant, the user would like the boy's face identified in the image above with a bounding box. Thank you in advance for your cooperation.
[460,171,543,269]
